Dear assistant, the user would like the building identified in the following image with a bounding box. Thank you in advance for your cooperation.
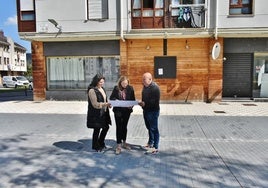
[0,30,27,85]
[217,1,268,99]
[16,0,268,101]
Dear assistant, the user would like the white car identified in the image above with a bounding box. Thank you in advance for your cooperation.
[2,76,29,88]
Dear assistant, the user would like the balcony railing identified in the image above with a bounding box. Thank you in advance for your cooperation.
[132,4,206,29]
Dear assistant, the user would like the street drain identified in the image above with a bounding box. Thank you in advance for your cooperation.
[214,111,226,113]
[218,102,229,105]
[242,104,257,106]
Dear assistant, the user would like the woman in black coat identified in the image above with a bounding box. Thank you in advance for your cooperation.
[110,76,135,154]
[87,73,111,152]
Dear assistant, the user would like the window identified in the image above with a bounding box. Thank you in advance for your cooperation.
[21,11,35,21]
[133,0,141,17]
[20,0,35,21]
[229,0,253,15]
[143,0,154,17]
[87,0,108,20]
[46,56,120,90]
[132,0,164,17]
[18,0,36,32]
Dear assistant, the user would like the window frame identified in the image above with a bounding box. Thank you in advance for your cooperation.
[46,55,120,90]
[229,0,253,16]
[132,0,164,18]
[87,0,109,21]
[21,11,35,21]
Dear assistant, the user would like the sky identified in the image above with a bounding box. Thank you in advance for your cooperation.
[0,0,31,53]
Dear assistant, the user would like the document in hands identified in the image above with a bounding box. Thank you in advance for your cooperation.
[109,100,139,107]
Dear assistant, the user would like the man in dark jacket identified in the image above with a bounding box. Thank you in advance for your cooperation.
[139,72,160,154]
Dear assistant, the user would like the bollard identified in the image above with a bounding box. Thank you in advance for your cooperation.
[24,86,27,96]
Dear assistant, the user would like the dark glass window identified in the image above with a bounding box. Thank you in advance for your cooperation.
[143,0,153,8]
[229,0,253,15]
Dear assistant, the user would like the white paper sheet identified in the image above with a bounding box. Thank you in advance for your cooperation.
[109,100,139,107]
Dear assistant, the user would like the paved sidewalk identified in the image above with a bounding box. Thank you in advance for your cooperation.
[0,100,268,188]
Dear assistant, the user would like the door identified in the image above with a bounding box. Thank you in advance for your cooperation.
[223,53,253,98]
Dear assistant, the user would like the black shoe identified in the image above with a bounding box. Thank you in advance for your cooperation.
[99,143,107,150]
[92,146,101,151]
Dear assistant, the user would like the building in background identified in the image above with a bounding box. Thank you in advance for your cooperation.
[0,30,27,85]
[16,0,268,101]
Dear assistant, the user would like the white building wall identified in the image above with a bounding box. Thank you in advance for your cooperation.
[35,0,124,34]
[217,0,268,28]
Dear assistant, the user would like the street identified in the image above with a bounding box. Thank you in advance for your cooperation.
[0,101,268,187]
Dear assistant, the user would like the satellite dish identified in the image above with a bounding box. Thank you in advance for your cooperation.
[212,42,221,60]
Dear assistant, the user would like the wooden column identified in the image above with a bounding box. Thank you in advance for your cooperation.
[31,41,46,101]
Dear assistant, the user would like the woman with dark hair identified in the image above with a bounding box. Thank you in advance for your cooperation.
[110,76,136,154]
[86,73,111,152]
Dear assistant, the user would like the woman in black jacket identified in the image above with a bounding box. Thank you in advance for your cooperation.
[87,74,111,152]
[110,76,136,154]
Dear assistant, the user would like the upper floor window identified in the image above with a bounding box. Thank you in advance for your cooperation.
[87,0,108,20]
[229,0,253,15]
[20,0,35,20]
[132,0,164,17]
[21,11,35,21]
[17,0,36,32]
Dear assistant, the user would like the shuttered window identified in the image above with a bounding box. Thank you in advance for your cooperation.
[87,0,108,20]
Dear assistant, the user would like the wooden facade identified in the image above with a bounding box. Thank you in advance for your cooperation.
[120,38,223,102]
[31,41,46,101]
[30,38,223,102]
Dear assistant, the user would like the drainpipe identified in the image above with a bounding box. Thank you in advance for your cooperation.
[120,0,125,42]
[215,0,218,40]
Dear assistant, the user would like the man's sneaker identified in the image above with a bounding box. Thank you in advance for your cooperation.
[142,144,152,150]
[122,142,131,150]
[115,144,122,155]
[145,147,158,154]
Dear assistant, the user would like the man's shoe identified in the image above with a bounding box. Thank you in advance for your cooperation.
[145,147,158,154]
[115,144,122,155]
[142,144,152,150]
[122,142,131,150]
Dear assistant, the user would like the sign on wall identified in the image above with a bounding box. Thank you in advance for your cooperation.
[154,56,177,78]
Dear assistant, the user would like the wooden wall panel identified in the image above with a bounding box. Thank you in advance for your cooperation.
[31,41,46,101]
[121,38,223,102]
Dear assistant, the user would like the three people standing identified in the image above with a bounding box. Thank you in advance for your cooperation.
[86,72,160,154]
[110,76,136,154]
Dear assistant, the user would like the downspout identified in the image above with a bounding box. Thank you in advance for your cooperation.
[120,0,125,42]
[215,0,218,40]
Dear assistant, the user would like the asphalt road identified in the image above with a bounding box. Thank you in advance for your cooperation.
[0,88,33,102]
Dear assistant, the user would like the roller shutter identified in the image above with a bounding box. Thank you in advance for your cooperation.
[223,53,253,97]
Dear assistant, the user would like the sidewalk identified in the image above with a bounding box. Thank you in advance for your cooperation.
[0,100,268,188]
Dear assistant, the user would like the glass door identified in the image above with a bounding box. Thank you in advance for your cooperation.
[253,53,268,98]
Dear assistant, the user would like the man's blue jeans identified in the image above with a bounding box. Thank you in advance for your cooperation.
[143,110,160,149]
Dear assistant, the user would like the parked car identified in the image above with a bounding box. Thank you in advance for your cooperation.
[2,76,29,88]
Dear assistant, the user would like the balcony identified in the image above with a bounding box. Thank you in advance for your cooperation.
[131,1,206,29]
